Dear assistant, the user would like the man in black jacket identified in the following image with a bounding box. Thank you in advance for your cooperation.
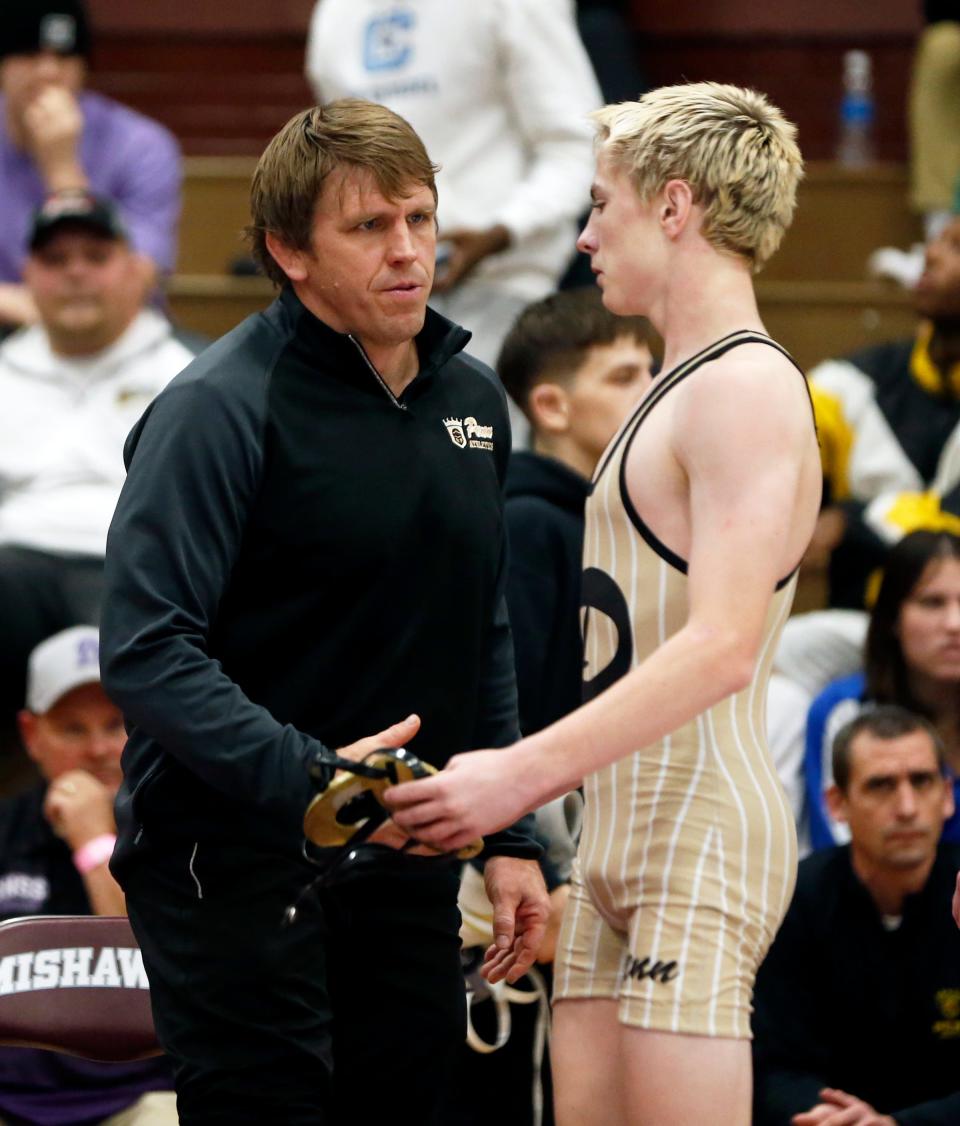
[753,706,960,1126]
[100,99,547,1126]
[0,625,176,1125]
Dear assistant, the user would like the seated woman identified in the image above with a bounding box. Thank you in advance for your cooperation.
[805,529,960,848]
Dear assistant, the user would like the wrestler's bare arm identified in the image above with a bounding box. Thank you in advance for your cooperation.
[387,349,820,848]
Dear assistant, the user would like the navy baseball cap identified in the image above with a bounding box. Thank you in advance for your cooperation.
[0,2,92,64]
[28,189,128,251]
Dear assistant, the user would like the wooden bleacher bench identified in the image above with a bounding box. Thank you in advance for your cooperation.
[172,159,920,363]
[164,274,914,375]
[177,158,921,281]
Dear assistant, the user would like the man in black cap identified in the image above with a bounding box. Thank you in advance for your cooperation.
[0,1,181,328]
[0,188,199,767]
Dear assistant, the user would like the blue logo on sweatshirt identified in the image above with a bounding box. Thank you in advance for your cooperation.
[363,10,416,72]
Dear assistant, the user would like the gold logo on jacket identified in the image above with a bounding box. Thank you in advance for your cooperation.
[933,988,960,1039]
[443,416,494,451]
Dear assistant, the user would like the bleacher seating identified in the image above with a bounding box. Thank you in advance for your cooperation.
[168,159,919,371]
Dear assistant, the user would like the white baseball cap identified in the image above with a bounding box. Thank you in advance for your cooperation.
[26,626,102,714]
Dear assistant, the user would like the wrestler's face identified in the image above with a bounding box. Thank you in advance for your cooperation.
[898,557,960,687]
[275,166,437,358]
[18,682,126,794]
[565,334,655,467]
[577,151,664,317]
[915,217,960,321]
[24,227,145,356]
[830,730,952,872]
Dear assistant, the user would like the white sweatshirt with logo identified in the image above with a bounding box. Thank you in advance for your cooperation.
[306,0,602,299]
[0,310,196,556]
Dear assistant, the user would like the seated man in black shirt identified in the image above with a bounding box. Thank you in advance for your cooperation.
[0,625,175,1126]
[753,705,960,1126]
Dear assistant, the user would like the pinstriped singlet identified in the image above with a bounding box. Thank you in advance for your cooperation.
[554,331,805,1039]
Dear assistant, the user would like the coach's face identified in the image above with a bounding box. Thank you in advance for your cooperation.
[276,165,437,352]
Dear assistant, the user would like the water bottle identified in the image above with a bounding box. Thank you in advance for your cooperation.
[836,50,875,167]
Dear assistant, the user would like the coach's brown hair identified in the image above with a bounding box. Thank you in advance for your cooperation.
[247,99,439,286]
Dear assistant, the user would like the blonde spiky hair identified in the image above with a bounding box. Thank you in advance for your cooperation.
[592,82,803,271]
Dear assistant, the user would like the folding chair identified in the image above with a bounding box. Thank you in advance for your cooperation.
[0,915,160,1061]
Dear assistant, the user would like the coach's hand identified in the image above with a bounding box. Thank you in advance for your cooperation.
[480,856,549,985]
[337,714,421,767]
[334,714,440,855]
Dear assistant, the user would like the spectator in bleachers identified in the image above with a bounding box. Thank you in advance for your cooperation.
[444,288,657,1126]
[305,0,602,443]
[796,531,960,853]
[0,625,177,1126]
[806,214,960,608]
[0,190,198,759]
[753,706,960,1126]
[0,0,181,328]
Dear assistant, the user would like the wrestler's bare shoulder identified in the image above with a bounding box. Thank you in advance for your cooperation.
[670,340,815,451]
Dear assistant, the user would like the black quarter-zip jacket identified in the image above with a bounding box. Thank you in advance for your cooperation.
[102,286,537,872]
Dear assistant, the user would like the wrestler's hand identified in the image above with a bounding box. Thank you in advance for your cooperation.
[480,856,549,985]
[384,746,541,852]
[792,1089,895,1126]
[953,871,960,929]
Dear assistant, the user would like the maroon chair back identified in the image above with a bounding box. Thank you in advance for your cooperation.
[0,915,161,1061]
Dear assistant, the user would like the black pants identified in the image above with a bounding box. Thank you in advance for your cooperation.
[124,838,465,1125]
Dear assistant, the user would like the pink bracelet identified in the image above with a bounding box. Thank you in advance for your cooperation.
[73,834,117,875]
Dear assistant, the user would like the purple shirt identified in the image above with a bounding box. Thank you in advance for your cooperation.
[0,1050,173,1126]
[0,90,182,280]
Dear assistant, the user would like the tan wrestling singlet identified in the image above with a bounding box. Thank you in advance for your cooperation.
[554,331,804,1039]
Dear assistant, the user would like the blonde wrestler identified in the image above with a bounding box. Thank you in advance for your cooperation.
[387,83,822,1125]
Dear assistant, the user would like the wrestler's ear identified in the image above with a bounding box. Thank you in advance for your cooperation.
[660,179,694,239]
[265,232,310,283]
[528,382,570,436]
[824,783,849,824]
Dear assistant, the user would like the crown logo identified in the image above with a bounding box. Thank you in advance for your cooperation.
[443,417,467,449]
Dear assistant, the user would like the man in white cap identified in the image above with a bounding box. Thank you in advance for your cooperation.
[0,625,177,1126]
